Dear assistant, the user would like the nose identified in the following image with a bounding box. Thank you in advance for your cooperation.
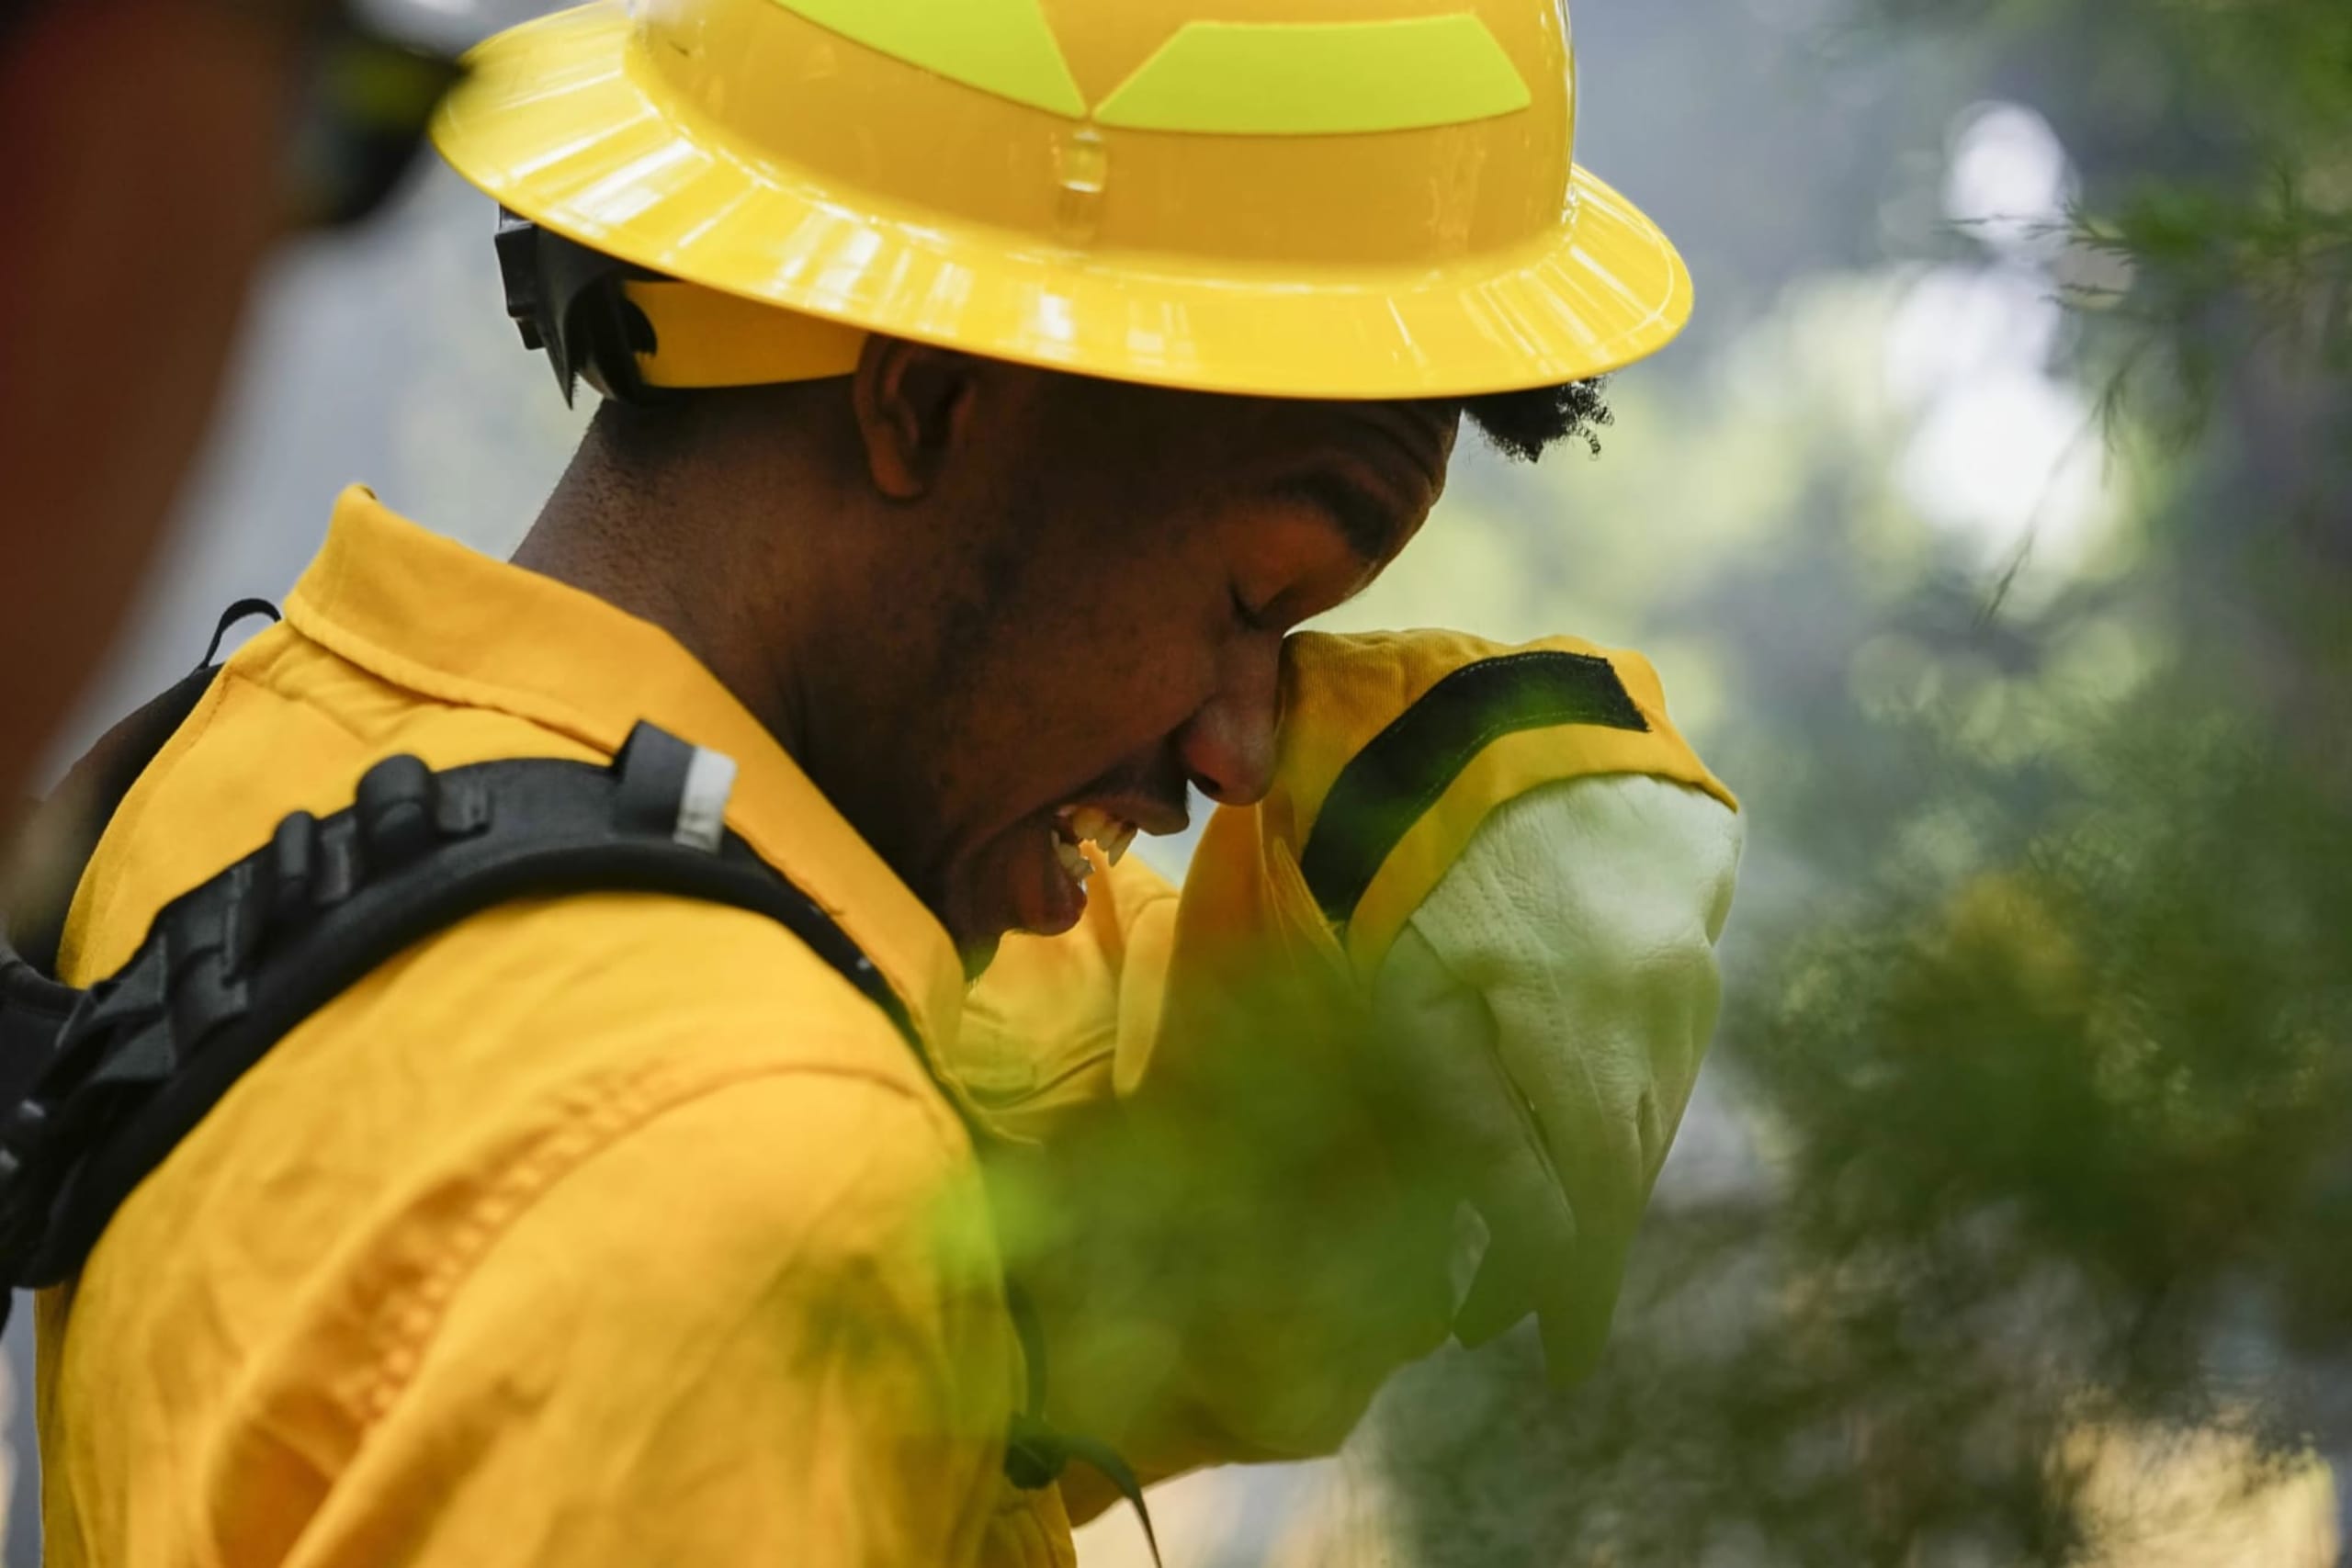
[1176,632,1283,807]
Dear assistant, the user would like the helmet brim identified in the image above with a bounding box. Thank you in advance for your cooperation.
[432,3,1693,400]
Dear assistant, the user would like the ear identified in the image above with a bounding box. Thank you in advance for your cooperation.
[850,336,981,502]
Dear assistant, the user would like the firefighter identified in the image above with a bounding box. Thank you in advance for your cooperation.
[32,3,1741,1563]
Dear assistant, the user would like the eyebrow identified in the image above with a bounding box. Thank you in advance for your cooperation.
[1275,470,1409,564]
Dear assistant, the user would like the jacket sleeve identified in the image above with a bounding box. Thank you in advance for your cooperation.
[274,1074,1019,1568]
[955,630,1739,1517]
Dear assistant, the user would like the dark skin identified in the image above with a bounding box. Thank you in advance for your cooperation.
[516,335,1458,973]
[527,343,1521,1504]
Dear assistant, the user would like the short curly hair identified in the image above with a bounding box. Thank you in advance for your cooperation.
[584,368,1620,474]
[1461,378,1615,462]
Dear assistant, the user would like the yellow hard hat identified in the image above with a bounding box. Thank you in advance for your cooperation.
[432,0,1691,400]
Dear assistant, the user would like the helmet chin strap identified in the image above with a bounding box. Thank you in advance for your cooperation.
[495,210,866,404]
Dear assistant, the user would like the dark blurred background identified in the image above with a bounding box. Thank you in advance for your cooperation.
[9,0,2346,1562]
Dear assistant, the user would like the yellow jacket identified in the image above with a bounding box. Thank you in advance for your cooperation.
[39,487,1728,1567]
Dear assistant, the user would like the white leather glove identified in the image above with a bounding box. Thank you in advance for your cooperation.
[1372,773,1743,1380]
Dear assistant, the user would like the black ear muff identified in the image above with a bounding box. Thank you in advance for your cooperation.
[493,211,673,407]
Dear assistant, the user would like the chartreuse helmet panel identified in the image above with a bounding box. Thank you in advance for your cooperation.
[431,0,1692,399]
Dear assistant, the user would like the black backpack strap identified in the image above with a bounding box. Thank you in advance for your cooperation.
[4,598,280,976]
[0,720,919,1289]
[0,956,75,1126]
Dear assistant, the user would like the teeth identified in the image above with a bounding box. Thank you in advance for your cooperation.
[1055,805,1137,869]
[1052,832,1092,885]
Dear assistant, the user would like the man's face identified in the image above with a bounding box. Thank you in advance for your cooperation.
[831,355,1457,972]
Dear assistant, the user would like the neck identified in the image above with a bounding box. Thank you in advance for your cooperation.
[512,415,841,761]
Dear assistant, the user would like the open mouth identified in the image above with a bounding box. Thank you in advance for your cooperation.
[1050,804,1138,891]
[1008,804,1145,940]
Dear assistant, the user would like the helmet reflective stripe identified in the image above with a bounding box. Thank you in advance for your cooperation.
[1094,17,1532,136]
[778,2,1531,136]
[778,0,1086,118]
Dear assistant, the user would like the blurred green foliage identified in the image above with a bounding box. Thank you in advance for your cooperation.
[1332,0,2352,1561]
